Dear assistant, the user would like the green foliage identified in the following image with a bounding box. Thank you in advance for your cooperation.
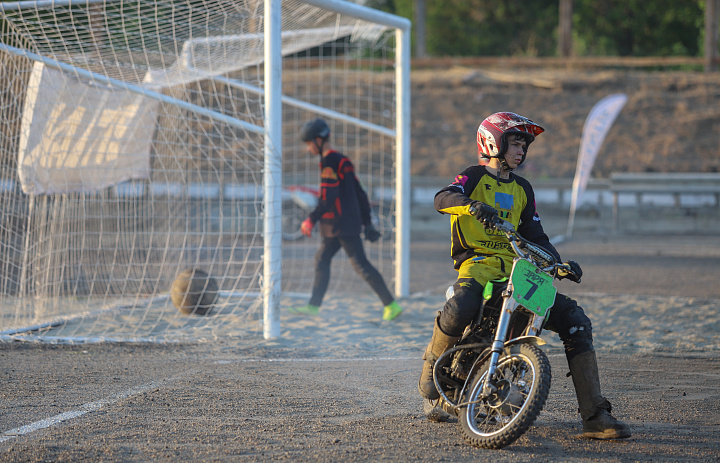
[366,0,707,57]
[574,0,704,56]
[429,0,559,56]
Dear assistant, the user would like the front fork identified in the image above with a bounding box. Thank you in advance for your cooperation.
[480,290,546,398]
[482,284,519,396]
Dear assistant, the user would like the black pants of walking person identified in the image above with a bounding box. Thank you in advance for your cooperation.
[309,234,394,307]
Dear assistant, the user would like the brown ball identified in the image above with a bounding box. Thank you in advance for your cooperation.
[170,269,218,315]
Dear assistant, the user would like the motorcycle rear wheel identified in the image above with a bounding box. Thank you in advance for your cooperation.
[459,343,551,449]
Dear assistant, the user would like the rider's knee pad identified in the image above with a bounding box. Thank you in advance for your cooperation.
[563,326,594,361]
[546,294,595,360]
[439,279,484,337]
[561,320,594,361]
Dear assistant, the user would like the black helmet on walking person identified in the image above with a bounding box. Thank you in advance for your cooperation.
[300,118,331,142]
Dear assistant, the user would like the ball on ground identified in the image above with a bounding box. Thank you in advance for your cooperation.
[171,269,218,315]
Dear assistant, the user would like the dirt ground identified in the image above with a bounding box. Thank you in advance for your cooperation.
[1,209,720,462]
[1,346,718,463]
[1,68,720,461]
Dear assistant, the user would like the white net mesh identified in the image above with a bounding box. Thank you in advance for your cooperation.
[0,0,398,342]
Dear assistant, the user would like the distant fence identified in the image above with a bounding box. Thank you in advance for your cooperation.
[5,173,718,212]
[411,173,720,234]
[609,173,720,232]
[411,56,720,70]
[411,173,720,233]
[411,175,613,208]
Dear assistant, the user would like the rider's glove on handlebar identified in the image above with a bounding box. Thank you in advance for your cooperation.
[469,201,500,230]
[557,260,583,283]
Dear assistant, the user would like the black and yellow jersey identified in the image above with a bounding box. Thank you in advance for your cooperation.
[435,165,561,270]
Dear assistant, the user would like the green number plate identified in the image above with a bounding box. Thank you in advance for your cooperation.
[510,259,557,317]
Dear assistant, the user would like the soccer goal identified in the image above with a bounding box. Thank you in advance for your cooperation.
[0,0,410,342]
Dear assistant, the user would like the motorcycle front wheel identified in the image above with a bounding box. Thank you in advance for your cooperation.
[459,343,551,449]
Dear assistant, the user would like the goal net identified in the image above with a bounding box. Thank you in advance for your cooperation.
[0,0,407,343]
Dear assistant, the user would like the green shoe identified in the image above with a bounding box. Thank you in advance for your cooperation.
[382,301,403,321]
[289,304,320,316]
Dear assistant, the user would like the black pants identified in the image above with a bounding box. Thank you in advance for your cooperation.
[439,278,594,362]
[309,234,394,307]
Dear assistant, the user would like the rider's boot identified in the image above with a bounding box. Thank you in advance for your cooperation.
[418,315,460,400]
[568,350,631,439]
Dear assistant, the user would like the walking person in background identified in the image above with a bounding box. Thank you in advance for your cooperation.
[289,118,403,321]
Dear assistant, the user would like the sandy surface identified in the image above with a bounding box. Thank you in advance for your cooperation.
[3,61,720,458]
[1,205,720,462]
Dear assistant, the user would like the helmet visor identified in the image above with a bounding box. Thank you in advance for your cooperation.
[486,113,544,137]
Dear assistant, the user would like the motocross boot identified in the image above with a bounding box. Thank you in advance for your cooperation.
[418,315,460,400]
[568,350,631,439]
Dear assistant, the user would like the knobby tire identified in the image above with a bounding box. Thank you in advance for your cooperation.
[459,343,552,449]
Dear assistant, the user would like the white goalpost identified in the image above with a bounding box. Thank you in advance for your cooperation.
[0,0,410,342]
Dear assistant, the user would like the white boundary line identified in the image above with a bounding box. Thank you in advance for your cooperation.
[0,353,569,443]
[0,356,414,443]
[0,370,194,444]
[215,354,566,365]
[213,356,419,364]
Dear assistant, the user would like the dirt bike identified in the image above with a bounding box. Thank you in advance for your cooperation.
[423,219,579,449]
[281,185,392,241]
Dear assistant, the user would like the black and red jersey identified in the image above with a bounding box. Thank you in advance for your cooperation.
[309,150,371,237]
[435,165,561,270]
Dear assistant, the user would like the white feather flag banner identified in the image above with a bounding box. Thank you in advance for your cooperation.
[566,93,628,237]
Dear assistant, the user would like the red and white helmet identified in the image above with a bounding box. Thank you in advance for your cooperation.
[477,112,544,168]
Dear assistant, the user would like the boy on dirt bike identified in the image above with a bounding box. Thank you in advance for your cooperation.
[289,118,403,321]
[418,112,630,439]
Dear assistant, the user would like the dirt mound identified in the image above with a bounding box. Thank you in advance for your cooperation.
[410,67,720,179]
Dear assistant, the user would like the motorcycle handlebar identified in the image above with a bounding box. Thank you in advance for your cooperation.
[495,219,558,271]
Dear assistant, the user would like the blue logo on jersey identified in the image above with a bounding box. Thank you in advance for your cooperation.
[494,192,514,210]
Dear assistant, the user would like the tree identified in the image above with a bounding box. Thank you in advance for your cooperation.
[706,0,719,71]
[558,0,573,57]
[366,0,708,59]
[573,0,703,57]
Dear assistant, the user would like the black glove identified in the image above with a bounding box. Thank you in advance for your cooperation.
[557,260,582,283]
[469,201,500,230]
[364,223,381,242]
